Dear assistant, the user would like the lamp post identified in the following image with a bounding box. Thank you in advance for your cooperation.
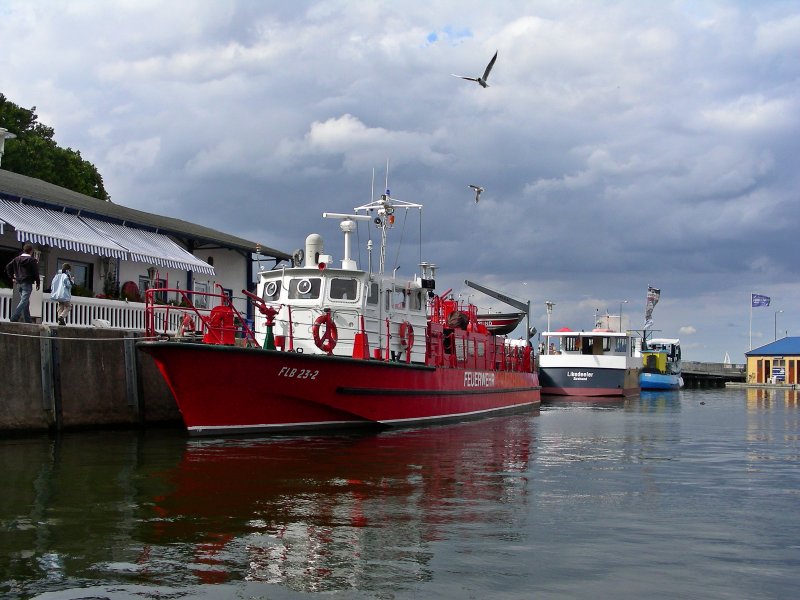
[545,301,555,355]
[545,301,555,332]
[619,300,628,332]
[775,310,783,341]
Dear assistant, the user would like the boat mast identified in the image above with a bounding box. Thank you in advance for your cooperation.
[354,191,422,276]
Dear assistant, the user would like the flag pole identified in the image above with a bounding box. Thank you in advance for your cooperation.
[749,292,752,350]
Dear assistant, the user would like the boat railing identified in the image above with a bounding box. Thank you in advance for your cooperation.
[255,302,424,361]
[247,298,534,372]
[142,285,535,372]
[144,284,258,346]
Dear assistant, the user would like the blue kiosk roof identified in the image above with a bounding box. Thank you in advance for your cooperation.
[746,337,800,356]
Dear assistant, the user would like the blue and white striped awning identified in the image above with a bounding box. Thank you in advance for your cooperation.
[0,199,127,258]
[82,216,215,275]
[0,200,215,275]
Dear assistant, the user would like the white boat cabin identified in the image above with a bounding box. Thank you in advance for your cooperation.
[540,329,640,370]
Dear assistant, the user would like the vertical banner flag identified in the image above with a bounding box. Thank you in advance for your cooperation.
[751,293,770,307]
[644,286,660,328]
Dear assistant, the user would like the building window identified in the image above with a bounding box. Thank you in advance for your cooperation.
[139,276,166,303]
[193,281,209,309]
[59,259,92,290]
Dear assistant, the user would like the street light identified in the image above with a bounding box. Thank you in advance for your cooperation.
[545,301,555,355]
[545,301,555,332]
[619,300,628,332]
[775,310,783,341]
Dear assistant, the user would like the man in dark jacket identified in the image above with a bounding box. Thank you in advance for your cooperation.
[5,242,41,323]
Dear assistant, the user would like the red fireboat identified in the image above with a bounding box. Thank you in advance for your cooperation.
[138,191,539,435]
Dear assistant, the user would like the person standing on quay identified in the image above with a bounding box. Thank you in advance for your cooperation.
[50,263,75,325]
[5,242,40,323]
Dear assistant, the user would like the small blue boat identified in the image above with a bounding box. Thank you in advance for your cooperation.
[640,338,683,390]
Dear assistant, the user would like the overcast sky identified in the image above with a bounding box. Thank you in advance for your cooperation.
[2,0,798,362]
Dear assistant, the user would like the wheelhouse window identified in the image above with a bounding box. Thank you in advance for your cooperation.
[288,277,321,299]
[263,279,282,302]
[367,282,379,305]
[408,289,423,311]
[329,277,359,301]
[594,336,612,354]
[615,337,628,354]
[391,286,406,309]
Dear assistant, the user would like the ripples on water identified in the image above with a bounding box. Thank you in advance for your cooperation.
[1,388,799,599]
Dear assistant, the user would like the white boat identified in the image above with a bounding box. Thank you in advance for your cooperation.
[539,328,641,397]
[640,338,683,390]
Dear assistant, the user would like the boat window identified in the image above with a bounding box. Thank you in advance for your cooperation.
[565,336,581,352]
[367,282,379,305]
[329,277,359,301]
[392,287,406,309]
[288,277,321,299]
[615,337,628,353]
[408,289,423,311]
[263,279,282,302]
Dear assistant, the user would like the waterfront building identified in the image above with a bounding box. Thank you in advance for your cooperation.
[1,170,290,327]
[745,337,800,385]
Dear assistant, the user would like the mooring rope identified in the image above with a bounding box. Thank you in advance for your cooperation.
[0,328,160,342]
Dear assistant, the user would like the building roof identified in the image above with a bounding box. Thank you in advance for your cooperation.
[746,337,800,356]
[0,169,290,261]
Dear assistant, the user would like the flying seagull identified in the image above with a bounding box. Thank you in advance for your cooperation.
[468,184,484,203]
[452,50,498,88]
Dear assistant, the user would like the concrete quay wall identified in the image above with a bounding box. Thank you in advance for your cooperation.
[0,323,181,434]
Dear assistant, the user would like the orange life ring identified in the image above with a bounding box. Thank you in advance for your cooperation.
[399,321,414,349]
[312,312,338,353]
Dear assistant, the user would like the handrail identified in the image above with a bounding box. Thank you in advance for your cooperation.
[143,286,258,346]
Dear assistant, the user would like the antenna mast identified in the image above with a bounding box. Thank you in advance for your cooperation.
[355,190,422,275]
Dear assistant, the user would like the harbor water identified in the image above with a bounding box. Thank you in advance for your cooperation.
[2,387,799,599]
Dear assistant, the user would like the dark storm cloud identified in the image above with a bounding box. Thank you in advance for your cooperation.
[1,0,798,360]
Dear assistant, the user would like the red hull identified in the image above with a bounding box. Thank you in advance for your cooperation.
[139,341,540,435]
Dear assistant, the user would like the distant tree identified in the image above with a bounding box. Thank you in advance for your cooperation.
[0,93,110,201]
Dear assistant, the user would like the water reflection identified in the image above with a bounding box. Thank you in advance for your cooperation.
[0,412,537,597]
[636,390,681,413]
[146,416,536,590]
[746,387,800,409]
[541,394,630,409]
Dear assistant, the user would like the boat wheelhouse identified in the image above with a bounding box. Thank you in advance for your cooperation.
[640,338,683,390]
